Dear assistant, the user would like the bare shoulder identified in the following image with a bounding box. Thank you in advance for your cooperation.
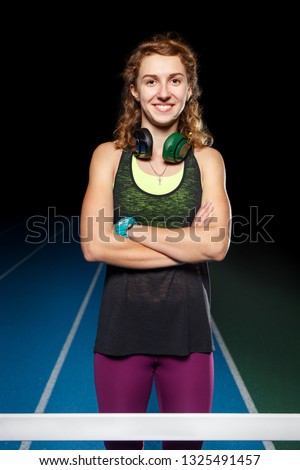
[88,141,123,185]
[91,141,122,167]
[194,145,226,175]
[194,145,224,165]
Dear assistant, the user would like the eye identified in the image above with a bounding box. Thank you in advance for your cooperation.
[145,79,157,86]
[170,78,181,85]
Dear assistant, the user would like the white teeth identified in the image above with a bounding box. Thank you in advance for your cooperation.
[155,105,171,110]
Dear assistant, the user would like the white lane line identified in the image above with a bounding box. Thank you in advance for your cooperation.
[212,318,275,450]
[0,241,48,281]
[0,220,25,236]
[0,226,67,281]
[19,262,104,450]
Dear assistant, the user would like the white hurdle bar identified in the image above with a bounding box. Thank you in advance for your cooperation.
[0,413,300,441]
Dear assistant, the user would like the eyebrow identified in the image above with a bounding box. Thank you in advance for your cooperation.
[141,73,185,80]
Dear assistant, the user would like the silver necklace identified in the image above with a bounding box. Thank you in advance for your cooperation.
[148,161,168,185]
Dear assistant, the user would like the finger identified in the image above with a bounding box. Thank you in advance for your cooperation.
[193,203,214,226]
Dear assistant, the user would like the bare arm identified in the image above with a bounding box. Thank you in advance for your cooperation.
[127,147,232,264]
[80,142,183,269]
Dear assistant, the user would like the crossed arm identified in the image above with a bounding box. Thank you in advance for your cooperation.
[80,142,232,269]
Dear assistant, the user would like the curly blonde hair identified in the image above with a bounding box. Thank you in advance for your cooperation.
[113,31,213,151]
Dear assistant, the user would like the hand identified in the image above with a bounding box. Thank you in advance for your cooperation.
[192,201,214,227]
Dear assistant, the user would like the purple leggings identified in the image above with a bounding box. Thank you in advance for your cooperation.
[94,352,214,450]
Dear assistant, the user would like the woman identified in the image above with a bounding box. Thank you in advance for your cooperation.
[80,31,231,450]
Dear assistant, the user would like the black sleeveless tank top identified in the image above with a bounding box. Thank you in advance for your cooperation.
[94,148,214,356]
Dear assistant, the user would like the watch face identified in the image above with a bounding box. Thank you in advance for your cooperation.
[115,217,137,238]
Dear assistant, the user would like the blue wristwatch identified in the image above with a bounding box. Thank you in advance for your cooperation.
[114,216,137,238]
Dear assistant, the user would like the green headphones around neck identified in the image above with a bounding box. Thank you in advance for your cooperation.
[132,128,191,163]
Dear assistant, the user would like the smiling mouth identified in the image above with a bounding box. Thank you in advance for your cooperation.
[154,104,173,112]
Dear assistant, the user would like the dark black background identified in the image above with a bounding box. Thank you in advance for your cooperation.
[2,5,297,258]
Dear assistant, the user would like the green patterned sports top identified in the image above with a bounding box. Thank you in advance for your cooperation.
[113,147,202,228]
[94,147,214,356]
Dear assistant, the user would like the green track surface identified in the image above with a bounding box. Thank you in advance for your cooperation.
[209,241,300,450]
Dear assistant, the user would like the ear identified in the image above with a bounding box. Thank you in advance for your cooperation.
[186,86,192,102]
[130,84,140,102]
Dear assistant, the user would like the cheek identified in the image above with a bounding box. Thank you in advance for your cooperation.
[181,87,190,100]
[177,91,189,107]
[174,102,187,118]
[140,89,156,102]
[170,85,189,101]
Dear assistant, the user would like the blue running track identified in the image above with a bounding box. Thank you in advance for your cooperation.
[0,217,272,450]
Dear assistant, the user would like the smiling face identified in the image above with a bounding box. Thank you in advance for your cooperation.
[131,54,191,129]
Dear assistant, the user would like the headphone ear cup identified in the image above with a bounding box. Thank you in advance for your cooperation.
[162,133,191,163]
[132,128,153,159]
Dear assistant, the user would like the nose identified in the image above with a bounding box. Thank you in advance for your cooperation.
[156,83,171,101]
